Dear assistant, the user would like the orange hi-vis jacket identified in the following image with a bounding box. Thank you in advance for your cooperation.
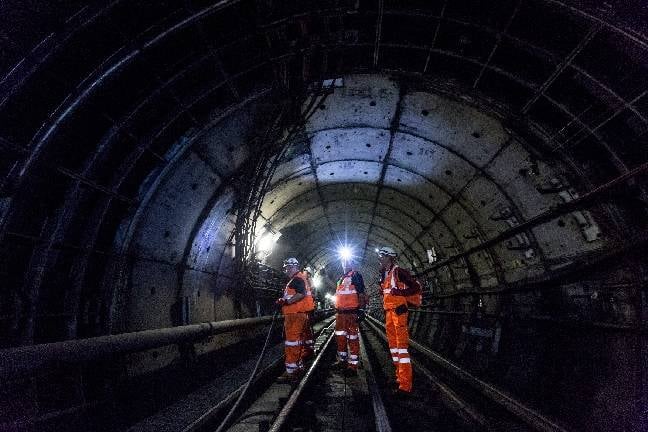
[335,270,360,310]
[299,271,315,312]
[381,266,409,310]
[282,272,310,314]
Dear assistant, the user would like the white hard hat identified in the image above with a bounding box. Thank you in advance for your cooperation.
[377,246,397,257]
[283,257,300,267]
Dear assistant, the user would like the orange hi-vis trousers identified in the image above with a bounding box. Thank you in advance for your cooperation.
[284,312,308,375]
[335,312,360,369]
[385,309,412,392]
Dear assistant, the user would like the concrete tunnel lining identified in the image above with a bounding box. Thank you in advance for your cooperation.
[0,1,646,430]
[256,77,600,276]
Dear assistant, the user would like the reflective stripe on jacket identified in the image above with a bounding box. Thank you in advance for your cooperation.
[335,270,360,310]
[380,266,408,310]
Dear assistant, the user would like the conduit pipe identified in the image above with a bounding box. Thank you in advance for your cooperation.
[0,315,281,380]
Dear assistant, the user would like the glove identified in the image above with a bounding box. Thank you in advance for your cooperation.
[394,304,408,315]
[275,298,286,306]
[357,309,366,323]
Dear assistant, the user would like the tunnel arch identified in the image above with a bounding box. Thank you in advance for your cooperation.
[1,0,645,339]
[0,3,646,430]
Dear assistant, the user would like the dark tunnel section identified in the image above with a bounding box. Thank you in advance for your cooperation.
[0,1,647,431]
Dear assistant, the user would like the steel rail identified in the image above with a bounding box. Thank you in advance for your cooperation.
[165,315,335,432]
[181,358,283,432]
[365,316,569,432]
[359,332,392,432]
[267,326,336,432]
[364,318,490,431]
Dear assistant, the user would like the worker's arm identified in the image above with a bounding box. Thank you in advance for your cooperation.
[378,271,386,298]
[286,277,306,304]
[352,272,368,308]
[287,293,305,304]
[390,268,420,296]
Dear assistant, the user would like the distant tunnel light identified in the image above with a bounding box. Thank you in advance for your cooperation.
[325,293,336,303]
[338,245,353,261]
[312,274,322,288]
[256,225,267,237]
[257,233,275,253]
[256,230,282,256]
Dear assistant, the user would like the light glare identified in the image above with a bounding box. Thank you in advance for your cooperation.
[255,230,281,257]
[257,233,275,252]
[338,246,352,261]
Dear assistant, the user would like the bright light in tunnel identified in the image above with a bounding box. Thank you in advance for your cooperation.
[312,274,322,288]
[256,225,267,237]
[338,246,353,261]
[255,229,282,259]
[325,293,336,303]
[257,233,275,252]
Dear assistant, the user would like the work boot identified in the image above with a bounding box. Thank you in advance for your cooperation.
[276,371,300,383]
[302,349,314,360]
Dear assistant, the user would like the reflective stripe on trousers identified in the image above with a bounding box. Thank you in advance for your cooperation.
[390,347,399,363]
[284,312,308,373]
[335,312,360,369]
[385,308,412,391]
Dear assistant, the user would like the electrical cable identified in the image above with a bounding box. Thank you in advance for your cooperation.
[213,309,280,432]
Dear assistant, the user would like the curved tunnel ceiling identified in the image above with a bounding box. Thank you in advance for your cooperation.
[261,75,603,279]
[0,0,647,341]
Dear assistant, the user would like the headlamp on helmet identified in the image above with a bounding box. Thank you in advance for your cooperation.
[376,246,397,257]
[282,257,300,268]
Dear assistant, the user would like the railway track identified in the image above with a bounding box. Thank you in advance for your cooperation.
[142,314,569,432]
[363,315,569,432]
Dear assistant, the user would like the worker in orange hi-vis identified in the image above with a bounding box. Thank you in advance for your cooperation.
[377,246,422,395]
[276,257,310,383]
[333,256,367,376]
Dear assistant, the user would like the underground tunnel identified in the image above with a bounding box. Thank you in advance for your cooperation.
[0,1,647,431]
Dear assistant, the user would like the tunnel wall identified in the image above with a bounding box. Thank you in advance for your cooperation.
[0,2,645,431]
[402,258,643,432]
[105,101,275,372]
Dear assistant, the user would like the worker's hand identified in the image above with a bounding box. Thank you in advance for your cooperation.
[357,309,366,323]
[275,298,287,306]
